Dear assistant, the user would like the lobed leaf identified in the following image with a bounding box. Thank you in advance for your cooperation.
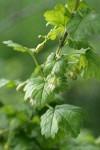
[24,76,54,108]
[44,4,71,27]
[46,26,64,40]
[41,104,87,139]
[24,72,67,108]
[67,12,100,40]
[3,40,35,54]
[78,50,100,80]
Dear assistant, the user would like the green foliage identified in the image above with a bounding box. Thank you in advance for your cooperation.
[24,54,68,108]
[3,40,35,54]
[60,129,100,150]
[78,50,100,80]
[44,4,71,27]
[0,79,19,88]
[24,76,54,108]
[1,0,100,149]
[45,26,64,40]
[43,53,68,76]
[67,12,100,40]
[67,39,90,50]
[41,104,87,139]
[0,103,99,149]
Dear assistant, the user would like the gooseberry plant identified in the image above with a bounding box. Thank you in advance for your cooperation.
[1,0,100,145]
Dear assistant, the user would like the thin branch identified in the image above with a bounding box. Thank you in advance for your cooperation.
[56,28,68,55]
[56,0,80,56]
[30,54,39,67]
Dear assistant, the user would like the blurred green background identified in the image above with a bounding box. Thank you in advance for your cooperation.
[0,0,100,139]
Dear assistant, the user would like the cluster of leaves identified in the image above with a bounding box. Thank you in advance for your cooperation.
[0,101,100,150]
[1,0,100,146]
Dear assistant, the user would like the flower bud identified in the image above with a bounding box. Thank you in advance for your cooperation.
[16,82,26,91]
[38,35,42,38]
[35,42,44,53]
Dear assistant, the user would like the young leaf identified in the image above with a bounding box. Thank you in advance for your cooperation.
[66,0,90,15]
[66,0,76,12]
[41,104,87,139]
[78,50,100,80]
[46,26,64,40]
[3,40,35,54]
[44,4,71,27]
[43,53,68,77]
[78,0,91,16]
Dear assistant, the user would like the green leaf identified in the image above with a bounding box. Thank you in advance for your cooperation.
[24,52,68,108]
[78,50,100,80]
[41,107,58,139]
[78,54,88,70]
[66,0,90,13]
[77,0,92,16]
[3,40,35,54]
[66,0,76,12]
[41,104,87,139]
[24,76,54,108]
[67,12,100,40]
[0,79,18,88]
[24,70,67,108]
[44,4,71,27]
[46,26,64,40]
[68,38,90,50]
[43,53,68,92]
[43,53,68,77]
[43,53,56,76]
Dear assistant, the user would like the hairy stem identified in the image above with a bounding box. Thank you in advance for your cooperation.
[56,0,80,56]
[56,28,68,55]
